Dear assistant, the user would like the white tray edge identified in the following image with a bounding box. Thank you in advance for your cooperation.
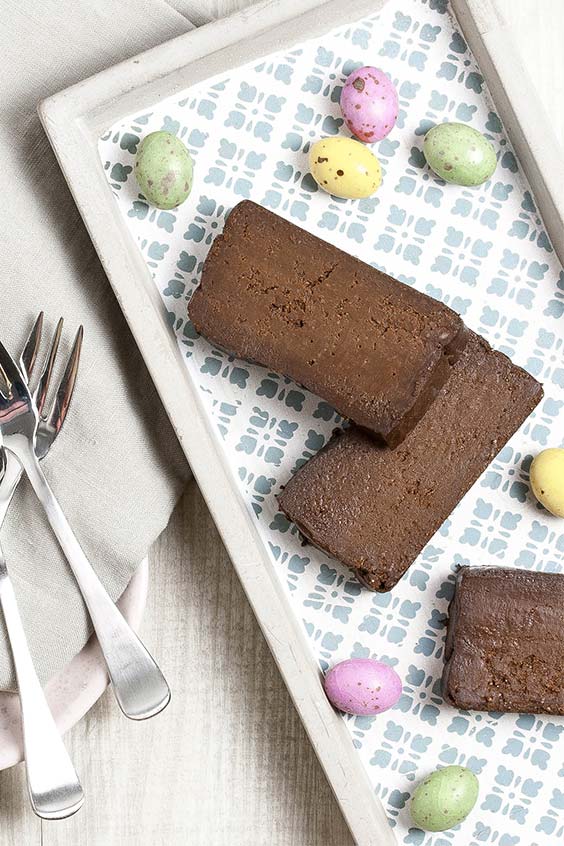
[37,2,564,843]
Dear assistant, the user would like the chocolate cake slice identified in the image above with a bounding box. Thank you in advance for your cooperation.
[279,332,543,591]
[443,566,564,715]
[189,200,466,447]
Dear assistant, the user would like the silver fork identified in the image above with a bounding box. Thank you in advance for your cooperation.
[0,313,84,819]
[0,318,170,721]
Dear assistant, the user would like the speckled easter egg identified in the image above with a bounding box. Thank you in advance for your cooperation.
[423,123,496,186]
[323,659,402,716]
[340,66,398,142]
[411,766,479,832]
[134,131,194,209]
[309,137,382,199]
[530,448,564,517]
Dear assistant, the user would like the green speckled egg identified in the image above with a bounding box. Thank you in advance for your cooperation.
[423,123,496,186]
[134,131,193,209]
[411,766,479,832]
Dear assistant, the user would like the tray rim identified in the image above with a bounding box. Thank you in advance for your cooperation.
[38,2,564,843]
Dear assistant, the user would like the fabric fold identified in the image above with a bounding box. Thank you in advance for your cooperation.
[0,0,193,689]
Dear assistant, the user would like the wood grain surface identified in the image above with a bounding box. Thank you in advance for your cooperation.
[1,2,563,844]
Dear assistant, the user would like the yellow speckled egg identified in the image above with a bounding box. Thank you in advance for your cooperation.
[309,137,381,199]
[530,448,564,517]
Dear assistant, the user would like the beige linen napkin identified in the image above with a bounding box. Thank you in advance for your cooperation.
[0,0,194,689]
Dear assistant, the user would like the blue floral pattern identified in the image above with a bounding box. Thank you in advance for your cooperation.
[99,2,563,842]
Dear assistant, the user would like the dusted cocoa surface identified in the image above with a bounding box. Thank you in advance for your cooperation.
[279,332,543,591]
[443,567,564,715]
[189,200,465,446]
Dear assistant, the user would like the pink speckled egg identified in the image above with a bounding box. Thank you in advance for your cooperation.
[340,66,398,142]
[324,659,402,716]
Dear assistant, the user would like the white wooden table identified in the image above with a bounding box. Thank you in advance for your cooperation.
[2,2,563,844]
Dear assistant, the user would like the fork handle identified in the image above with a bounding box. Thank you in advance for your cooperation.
[12,441,170,721]
[0,551,84,819]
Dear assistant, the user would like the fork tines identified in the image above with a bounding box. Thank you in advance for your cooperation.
[20,314,83,429]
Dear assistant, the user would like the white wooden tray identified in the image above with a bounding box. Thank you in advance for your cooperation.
[39,2,564,844]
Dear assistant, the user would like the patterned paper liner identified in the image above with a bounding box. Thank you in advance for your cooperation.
[99,1,564,843]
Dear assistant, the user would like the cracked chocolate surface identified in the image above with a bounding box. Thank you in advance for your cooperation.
[189,200,465,446]
[279,332,542,591]
[443,566,564,715]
